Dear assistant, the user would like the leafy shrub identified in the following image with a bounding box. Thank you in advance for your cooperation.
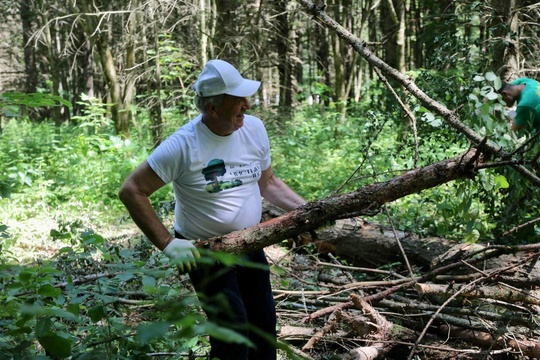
[0,227,213,358]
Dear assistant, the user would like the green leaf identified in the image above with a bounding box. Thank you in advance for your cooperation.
[142,276,156,290]
[136,321,170,343]
[203,322,253,347]
[493,77,502,91]
[35,317,53,337]
[485,72,497,81]
[473,75,485,82]
[1,92,72,109]
[485,89,498,101]
[0,180,11,198]
[464,229,480,244]
[82,232,105,245]
[50,308,79,322]
[38,284,61,298]
[115,272,135,282]
[18,270,34,285]
[87,305,107,323]
[494,175,510,190]
[37,333,72,358]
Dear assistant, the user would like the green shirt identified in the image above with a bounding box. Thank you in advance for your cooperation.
[511,78,540,132]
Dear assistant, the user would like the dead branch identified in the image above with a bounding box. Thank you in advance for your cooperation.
[198,149,484,254]
[416,283,540,306]
[302,309,342,351]
[439,324,540,359]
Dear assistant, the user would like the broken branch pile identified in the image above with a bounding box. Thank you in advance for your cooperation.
[270,227,540,360]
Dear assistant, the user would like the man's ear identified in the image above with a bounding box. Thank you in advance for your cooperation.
[205,103,218,116]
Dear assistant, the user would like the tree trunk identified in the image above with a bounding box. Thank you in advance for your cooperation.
[314,20,330,104]
[328,0,357,119]
[20,1,37,94]
[380,0,406,74]
[275,0,293,110]
[199,0,208,65]
[489,0,519,80]
[213,0,240,64]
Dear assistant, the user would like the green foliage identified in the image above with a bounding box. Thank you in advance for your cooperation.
[1,92,71,117]
[0,226,214,358]
[143,32,197,113]
[266,104,401,200]
[0,110,140,219]
[265,71,538,243]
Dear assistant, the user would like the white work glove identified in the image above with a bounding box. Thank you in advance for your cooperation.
[162,238,200,273]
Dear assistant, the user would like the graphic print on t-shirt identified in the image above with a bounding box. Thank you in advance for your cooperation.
[202,158,261,194]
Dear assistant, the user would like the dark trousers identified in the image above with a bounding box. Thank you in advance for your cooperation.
[177,232,277,360]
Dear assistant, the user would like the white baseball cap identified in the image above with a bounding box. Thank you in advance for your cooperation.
[193,59,260,97]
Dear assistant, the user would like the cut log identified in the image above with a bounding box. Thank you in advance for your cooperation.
[297,217,456,268]
[342,347,382,360]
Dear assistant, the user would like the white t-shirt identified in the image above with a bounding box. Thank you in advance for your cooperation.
[147,114,271,240]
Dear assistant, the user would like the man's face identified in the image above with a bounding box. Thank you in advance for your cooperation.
[212,95,251,135]
[501,91,515,107]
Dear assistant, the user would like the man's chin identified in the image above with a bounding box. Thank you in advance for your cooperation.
[236,115,245,127]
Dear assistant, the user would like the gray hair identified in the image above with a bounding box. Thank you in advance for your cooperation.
[194,94,226,114]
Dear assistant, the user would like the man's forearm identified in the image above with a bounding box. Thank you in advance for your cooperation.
[119,190,173,250]
[260,176,305,212]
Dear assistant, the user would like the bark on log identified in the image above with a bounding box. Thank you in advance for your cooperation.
[416,282,540,306]
[195,150,483,254]
[298,217,455,268]
[439,324,540,359]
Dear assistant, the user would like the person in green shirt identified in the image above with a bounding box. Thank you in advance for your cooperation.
[499,77,540,134]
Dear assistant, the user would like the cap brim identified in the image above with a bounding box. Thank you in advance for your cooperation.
[225,79,261,97]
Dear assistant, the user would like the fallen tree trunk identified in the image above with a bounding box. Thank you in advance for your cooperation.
[196,149,483,254]
[294,217,455,268]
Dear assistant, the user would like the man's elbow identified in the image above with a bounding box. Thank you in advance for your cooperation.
[118,180,135,205]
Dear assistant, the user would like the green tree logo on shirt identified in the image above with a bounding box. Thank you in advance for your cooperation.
[202,159,243,193]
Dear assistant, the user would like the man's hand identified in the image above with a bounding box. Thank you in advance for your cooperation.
[163,238,200,273]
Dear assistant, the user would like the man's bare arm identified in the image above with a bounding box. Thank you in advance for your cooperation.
[118,160,174,250]
[258,166,305,212]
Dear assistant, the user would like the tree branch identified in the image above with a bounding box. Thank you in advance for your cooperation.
[197,150,483,254]
[298,0,540,187]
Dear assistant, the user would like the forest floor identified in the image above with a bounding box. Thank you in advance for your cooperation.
[8,211,540,359]
[266,241,540,360]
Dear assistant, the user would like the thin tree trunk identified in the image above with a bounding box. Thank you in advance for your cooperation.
[199,0,208,65]
[20,1,37,94]
[149,0,163,147]
[275,0,293,110]
[489,0,519,80]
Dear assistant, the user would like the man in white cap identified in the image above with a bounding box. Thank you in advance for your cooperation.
[119,59,305,359]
